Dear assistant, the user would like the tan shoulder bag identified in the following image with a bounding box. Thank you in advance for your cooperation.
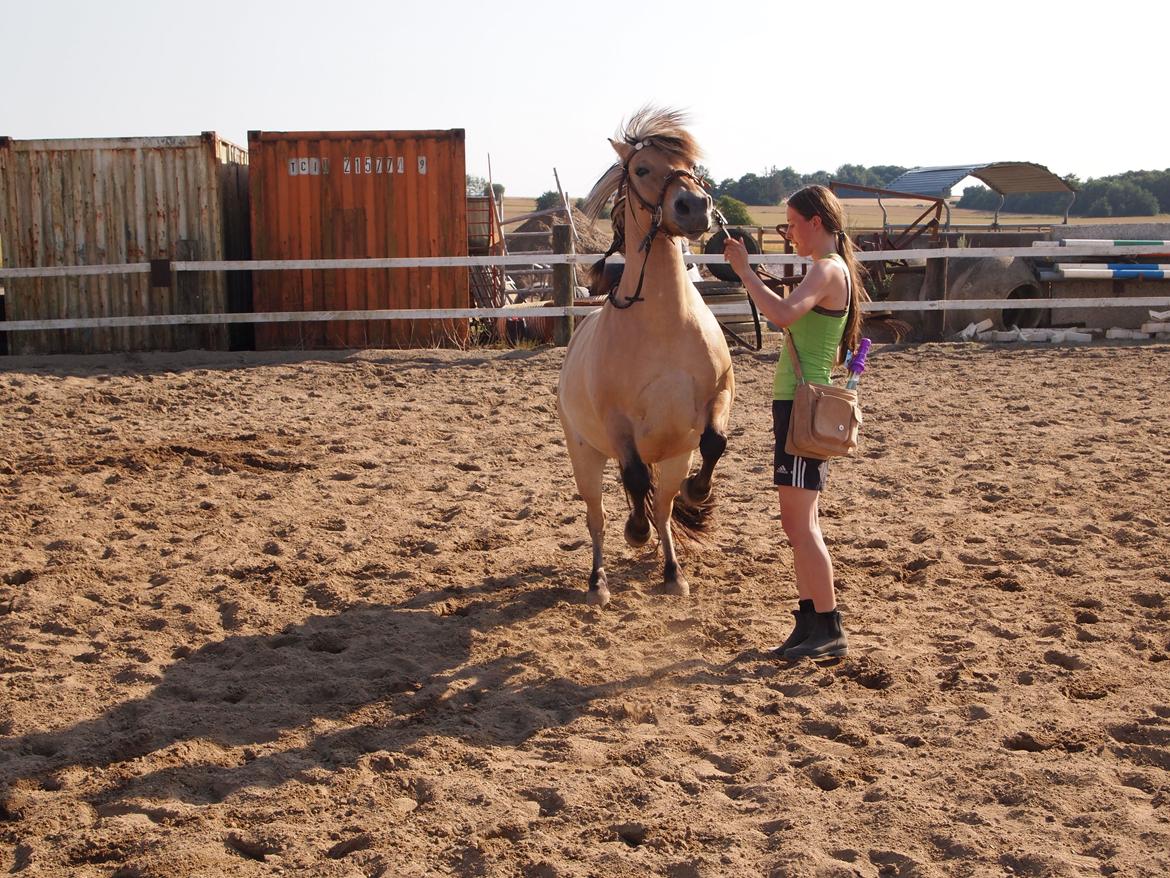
[783,331,862,461]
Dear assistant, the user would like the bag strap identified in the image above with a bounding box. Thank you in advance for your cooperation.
[784,330,807,386]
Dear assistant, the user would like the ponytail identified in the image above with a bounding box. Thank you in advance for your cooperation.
[835,230,869,360]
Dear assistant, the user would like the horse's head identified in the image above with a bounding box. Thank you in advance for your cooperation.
[609,137,712,238]
[583,107,712,240]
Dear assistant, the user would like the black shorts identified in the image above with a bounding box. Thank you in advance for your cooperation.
[772,400,829,491]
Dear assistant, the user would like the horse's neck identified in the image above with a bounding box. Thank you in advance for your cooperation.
[617,203,691,314]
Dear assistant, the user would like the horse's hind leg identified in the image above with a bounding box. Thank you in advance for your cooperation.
[683,387,732,506]
[654,451,693,597]
[565,434,610,606]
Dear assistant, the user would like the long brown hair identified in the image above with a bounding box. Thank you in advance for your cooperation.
[786,185,869,356]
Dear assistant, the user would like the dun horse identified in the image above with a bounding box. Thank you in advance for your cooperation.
[557,108,734,607]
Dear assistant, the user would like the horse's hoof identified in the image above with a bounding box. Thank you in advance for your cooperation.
[681,476,711,506]
[624,517,651,548]
[586,585,610,607]
[663,575,690,597]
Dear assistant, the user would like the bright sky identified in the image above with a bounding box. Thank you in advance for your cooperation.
[4,0,1162,199]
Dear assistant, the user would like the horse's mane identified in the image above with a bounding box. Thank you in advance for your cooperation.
[581,106,702,222]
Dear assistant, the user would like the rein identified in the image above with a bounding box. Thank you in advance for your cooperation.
[600,148,704,310]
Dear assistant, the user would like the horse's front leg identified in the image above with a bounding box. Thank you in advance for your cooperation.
[565,434,610,606]
[682,386,733,506]
[654,451,694,597]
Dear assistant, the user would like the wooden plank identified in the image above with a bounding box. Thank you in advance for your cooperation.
[0,264,154,278]
[499,206,566,226]
[553,224,573,345]
[66,149,87,353]
[94,147,115,352]
[146,148,168,351]
[58,149,77,352]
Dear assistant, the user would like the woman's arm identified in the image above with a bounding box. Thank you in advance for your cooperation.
[723,238,839,328]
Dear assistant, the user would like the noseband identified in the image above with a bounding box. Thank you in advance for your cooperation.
[600,147,705,310]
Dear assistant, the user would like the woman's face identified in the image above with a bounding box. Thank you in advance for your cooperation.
[785,205,821,257]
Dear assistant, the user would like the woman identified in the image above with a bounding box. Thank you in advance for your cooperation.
[723,185,868,659]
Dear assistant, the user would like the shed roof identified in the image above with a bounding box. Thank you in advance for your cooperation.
[840,162,1074,198]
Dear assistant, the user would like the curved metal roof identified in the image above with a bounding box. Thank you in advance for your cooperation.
[879,162,1075,197]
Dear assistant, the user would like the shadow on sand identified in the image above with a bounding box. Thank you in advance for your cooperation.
[0,562,718,810]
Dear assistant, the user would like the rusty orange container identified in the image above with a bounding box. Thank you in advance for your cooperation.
[248,129,468,349]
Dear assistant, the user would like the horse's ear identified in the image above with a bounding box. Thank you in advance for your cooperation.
[609,138,634,164]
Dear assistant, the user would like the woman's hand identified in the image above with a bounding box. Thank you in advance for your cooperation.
[723,236,753,280]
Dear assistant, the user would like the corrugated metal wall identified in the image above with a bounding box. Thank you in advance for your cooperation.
[248,129,468,349]
[0,133,249,355]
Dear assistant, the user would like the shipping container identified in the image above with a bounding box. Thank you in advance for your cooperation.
[248,129,468,349]
[0,133,250,355]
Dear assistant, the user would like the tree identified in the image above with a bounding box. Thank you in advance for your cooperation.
[867,165,908,188]
[1086,196,1113,218]
[465,175,505,199]
[716,196,755,225]
[466,174,488,196]
[958,185,999,210]
[535,190,562,211]
[1098,180,1159,216]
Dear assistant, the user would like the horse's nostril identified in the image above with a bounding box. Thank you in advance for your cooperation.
[675,198,690,215]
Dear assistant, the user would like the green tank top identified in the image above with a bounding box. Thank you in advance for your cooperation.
[773,253,850,401]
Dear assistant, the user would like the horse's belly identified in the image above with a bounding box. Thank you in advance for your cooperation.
[636,426,700,463]
[630,378,707,461]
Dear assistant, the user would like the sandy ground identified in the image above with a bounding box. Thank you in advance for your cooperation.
[1,339,1168,878]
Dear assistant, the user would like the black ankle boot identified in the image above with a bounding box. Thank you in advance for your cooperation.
[784,608,848,659]
[769,600,814,656]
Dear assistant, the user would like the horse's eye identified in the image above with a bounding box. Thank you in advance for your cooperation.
[635,166,650,177]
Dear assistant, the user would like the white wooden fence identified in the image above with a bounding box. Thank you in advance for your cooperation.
[1,243,1168,333]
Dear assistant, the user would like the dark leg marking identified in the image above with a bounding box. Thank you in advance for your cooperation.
[621,454,653,547]
[684,426,727,504]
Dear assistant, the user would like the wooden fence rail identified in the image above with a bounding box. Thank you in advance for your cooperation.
[2,242,1169,280]
[2,298,1170,334]
[2,243,1168,335]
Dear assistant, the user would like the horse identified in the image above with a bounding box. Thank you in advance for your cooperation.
[557,107,735,607]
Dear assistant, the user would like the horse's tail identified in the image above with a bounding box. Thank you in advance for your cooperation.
[670,482,717,541]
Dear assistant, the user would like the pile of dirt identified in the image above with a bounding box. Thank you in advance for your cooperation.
[511,205,612,255]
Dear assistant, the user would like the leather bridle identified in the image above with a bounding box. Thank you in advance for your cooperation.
[600,142,708,310]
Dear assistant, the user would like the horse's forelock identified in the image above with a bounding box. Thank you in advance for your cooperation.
[620,106,702,167]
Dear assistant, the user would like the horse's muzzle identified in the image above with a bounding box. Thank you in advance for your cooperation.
[671,189,713,236]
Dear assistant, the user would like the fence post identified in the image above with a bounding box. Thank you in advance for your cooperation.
[553,224,574,345]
